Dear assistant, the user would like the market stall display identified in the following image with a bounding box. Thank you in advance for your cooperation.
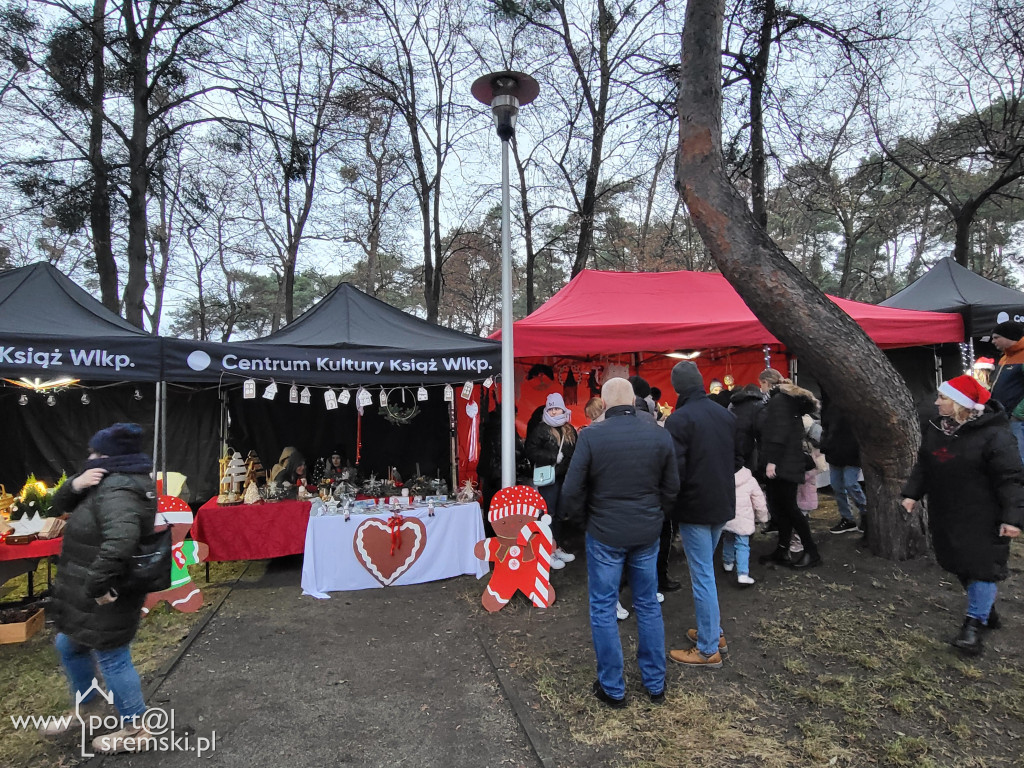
[192,498,312,561]
[301,501,486,596]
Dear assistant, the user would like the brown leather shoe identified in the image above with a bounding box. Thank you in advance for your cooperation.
[685,628,729,656]
[668,647,724,668]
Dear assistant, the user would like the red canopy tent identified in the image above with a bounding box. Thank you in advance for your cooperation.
[493,270,965,430]
[501,270,964,357]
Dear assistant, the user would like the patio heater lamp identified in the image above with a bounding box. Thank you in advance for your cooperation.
[472,71,539,488]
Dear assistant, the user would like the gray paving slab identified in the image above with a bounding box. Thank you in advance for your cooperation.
[96,558,540,768]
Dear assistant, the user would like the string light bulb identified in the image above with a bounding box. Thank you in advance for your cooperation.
[46,394,56,406]
[18,393,28,406]
[133,388,143,401]
[80,392,90,405]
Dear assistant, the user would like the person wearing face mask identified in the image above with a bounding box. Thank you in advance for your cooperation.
[525,392,579,568]
[902,375,1024,656]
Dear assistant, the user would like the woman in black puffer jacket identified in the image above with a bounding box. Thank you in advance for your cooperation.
[47,423,158,754]
[902,376,1024,656]
[525,392,578,566]
[757,377,822,568]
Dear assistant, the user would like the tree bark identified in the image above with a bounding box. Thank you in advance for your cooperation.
[89,0,118,314]
[121,0,151,329]
[676,0,927,559]
[748,0,774,229]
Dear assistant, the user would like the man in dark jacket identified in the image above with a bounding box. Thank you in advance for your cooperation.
[561,378,679,707]
[989,320,1024,463]
[729,384,764,471]
[663,361,736,668]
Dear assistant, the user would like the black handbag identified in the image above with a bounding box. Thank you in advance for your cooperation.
[130,518,172,593]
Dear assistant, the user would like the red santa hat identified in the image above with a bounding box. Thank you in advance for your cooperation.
[939,375,991,412]
[973,357,996,371]
[488,485,547,523]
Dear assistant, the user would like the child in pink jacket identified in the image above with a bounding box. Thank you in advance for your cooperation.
[724,466,770,585]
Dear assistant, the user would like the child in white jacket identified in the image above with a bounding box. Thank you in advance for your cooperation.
[724,466,770,584]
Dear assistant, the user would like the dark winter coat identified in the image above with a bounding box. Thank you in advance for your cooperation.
[664,387,737,525]
[820,397,860,468]
[729,388,764,471]
[50,473,157,650]
[561,405,679,548]
[525,422,578,479]
[758,383,819,483]
[902,404,1024,582]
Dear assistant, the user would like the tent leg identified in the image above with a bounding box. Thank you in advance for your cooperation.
[160,381,168,491]
[152,382,161,486]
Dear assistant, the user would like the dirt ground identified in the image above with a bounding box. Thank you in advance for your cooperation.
[479,496,1024,767]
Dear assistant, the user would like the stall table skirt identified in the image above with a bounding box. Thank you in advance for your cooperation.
[0,538,62,596]
[193,499,312,561]
[301,503,488,597]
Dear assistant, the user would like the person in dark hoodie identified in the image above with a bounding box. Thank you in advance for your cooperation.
[43,423,158,754]
[902,375,1023,656]
[989,320,1024,463]
[819,392,867,535]
[729,384,764,472]
[664,361,736,668]
[757,376,823,568]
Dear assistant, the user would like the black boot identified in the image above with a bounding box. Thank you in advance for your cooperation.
[790,551,822,569]
[952,617,985,656]
[986,605,1001,630]
[758,546,790,566]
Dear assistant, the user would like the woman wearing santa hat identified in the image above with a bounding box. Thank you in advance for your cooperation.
[902,375,1024,656]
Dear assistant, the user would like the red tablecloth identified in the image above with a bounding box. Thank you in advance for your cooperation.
[193,499,312,562]
[0,537,63,562]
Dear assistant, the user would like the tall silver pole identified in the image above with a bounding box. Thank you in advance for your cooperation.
[500,137,515,488]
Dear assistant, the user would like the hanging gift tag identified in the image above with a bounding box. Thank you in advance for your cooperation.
[339,388,351,405]
[417,386,428,402]
[243,379,256,399]
[289,384,299,404]
[461,381,474,400]
[379,389,389,407]
[324,389,338,410]
[262,379,278,400]
[357,387,373,407]
[482,376,493,389]
[444,384,454,402]
[300,387,311,405]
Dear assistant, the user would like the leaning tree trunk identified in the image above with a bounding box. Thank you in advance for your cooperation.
[676,0,928,559]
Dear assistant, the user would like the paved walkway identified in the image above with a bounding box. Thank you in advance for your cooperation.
[102,558,540,768]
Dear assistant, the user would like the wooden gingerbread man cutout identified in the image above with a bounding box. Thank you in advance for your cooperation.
[141,486,209,616]
[474,485,556,612]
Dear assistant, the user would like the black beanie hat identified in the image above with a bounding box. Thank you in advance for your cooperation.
[671,361,704,394]
[89,423,144,456]
[992,320,1024,342]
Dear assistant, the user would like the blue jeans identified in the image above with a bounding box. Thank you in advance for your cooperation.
[55,633,146,721]
[586,533,665,699]
[721,532,750,575]
[678,523,725,656]
[966,581,998,623]
[1011,420,1024,466]
[830,466,866,522]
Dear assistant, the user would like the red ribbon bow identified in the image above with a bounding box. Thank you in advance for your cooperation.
[387,513,405,555]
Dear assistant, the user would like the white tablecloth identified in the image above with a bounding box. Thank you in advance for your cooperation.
[301,502,488,597]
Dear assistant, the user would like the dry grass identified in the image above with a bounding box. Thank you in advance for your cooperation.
[0,559,256,768]
[487,502,1024,767]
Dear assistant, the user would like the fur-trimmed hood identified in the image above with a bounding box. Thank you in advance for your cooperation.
[771,383,818,415]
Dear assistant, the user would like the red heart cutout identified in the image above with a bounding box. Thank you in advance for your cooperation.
[353,517,427,586]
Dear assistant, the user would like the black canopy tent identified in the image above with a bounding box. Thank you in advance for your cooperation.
[0,263,221,499]
[161,282,501,491]
[881,257,1024,339]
